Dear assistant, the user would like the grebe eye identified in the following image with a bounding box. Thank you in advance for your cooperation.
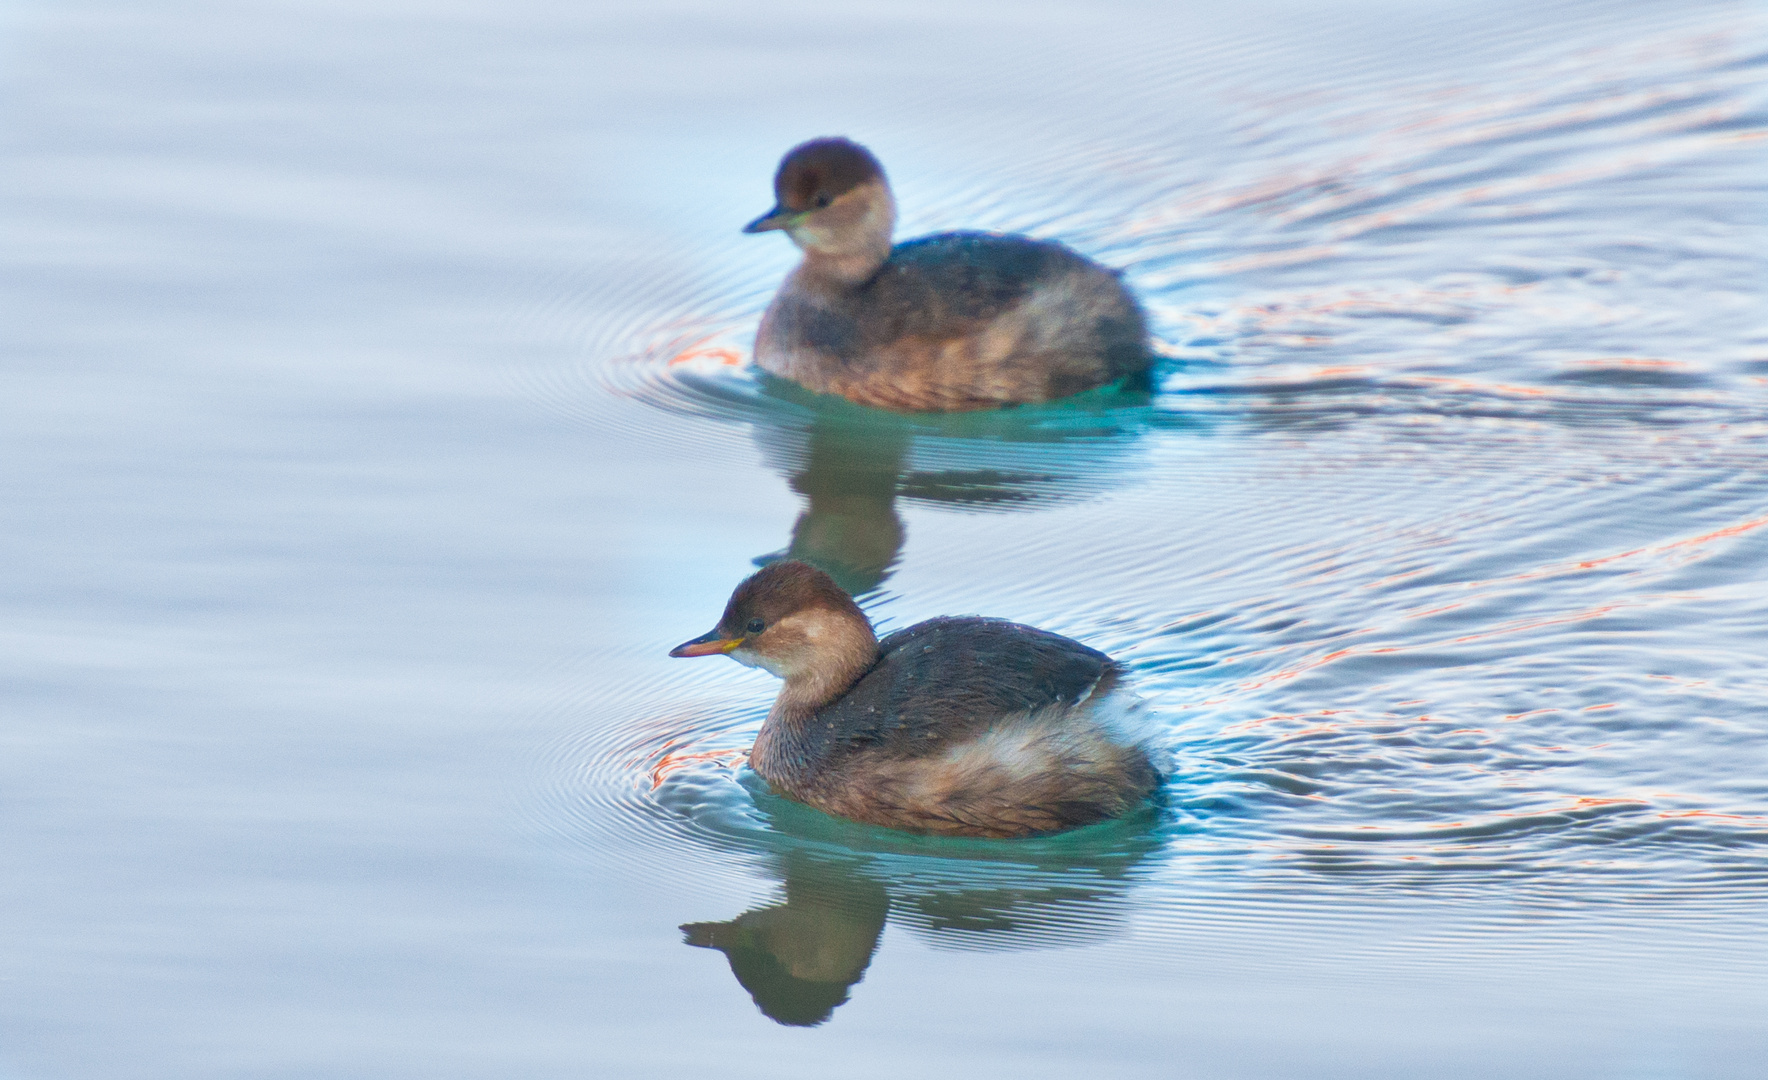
[813,193,830,208]
[745,618,766,635]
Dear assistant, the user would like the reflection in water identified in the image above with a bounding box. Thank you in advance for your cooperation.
[664,381,1175,1023]
[681,856,888,1027]
[749,378,1163,594]
[754,421,908,596]
[522,3,1768,1059]
[681,810,1164,1026]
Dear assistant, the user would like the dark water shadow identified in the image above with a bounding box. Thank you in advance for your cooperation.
[679,790,1168,1026]
[742,373,1187,595]
[680,853,889,1027]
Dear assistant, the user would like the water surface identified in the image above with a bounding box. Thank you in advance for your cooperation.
[3,0,1766,1077]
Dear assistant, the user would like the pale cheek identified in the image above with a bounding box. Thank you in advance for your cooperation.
[858,200,891,236]
[786,192,883,254]
[731,647,789,678]
[787,221,832,251]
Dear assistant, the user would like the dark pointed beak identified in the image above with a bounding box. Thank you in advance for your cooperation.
[669,629,743,658]
[742,204,802,234]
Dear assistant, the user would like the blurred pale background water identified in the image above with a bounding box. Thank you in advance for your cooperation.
[3,1,1765,1077]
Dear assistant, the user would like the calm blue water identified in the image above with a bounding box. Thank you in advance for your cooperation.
[3,0,1766,1076]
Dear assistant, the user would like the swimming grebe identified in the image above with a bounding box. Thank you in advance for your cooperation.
[744,138,1152,413]
[669,561,1159,838]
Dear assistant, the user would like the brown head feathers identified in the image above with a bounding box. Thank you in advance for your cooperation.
[773,138,886,213]
[716,560,869,640]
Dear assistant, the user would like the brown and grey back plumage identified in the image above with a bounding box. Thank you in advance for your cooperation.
[744,138,1152,412]
[671,561,1160,838]
[813,617,1121,760]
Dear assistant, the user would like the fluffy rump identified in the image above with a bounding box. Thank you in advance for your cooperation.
[812,691,1161,838]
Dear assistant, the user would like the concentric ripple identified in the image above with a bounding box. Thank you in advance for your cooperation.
[514,2,1768,962]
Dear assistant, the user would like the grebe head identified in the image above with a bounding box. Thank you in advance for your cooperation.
[743,138,896,282]
[670,561,878,691]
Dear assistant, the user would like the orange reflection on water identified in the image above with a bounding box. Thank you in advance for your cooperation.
[1403,601,1467,621]
[1564,356,1694,372]
[1447,514,1768,593]
[666,332,745,368]
[1541,514,1768,578]
[1448,601,1631,645]
[1568,797,1640,809]
[1217,708,1350,737]
[1221,506,1756,696]
[1253,599,1627,675]
[1412,374,1549,398]
[1656,809,1768,824]
[1235,645,1395,693]
[646,741,749,790]
[618,314,730,367]
[1476,795,1648,823]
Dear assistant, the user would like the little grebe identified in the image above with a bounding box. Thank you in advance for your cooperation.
[744,138,1152,412]
[669,561,1159,838]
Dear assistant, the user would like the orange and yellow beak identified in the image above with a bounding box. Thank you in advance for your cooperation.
[668,630,744,658]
